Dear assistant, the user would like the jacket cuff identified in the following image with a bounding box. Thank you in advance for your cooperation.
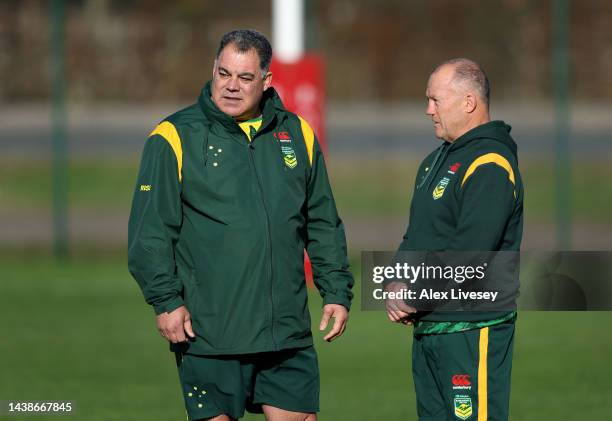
[152,296,184,315]
[323,293,352,311]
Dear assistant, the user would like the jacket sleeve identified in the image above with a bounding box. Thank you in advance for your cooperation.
[128,133,184,315]
[450,163,516,251]
[305,138,355,310]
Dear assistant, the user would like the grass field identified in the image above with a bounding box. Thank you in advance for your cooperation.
[2,257,611,420]
[1,157,612,222]
[1,153,611,419]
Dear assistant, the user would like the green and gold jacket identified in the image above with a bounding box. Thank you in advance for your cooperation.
[128,82,353,355]
[399,121,523,328]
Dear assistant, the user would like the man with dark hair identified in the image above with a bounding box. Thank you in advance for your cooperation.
[387,58,523,420]
[128,29,353,421]
[216,29,273,73]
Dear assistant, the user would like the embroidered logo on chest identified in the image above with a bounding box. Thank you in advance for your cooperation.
[448,162,462,175]
[274,131,292,143]
[281,145,298,169]
[432,176,450,200]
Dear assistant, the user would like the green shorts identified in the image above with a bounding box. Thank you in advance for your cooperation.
[175,346,319,420]
[412,320,515,420]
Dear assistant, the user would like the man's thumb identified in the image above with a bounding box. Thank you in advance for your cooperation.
[183,313,195,338]
[320,307,333,331]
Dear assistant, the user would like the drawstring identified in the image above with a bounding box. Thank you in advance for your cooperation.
[417,142,449,190]
[426,142,452,192]
[202,124,211,165]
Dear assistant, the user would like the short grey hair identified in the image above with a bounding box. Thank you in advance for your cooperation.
[216,29,273,75]
[435,58,490,105]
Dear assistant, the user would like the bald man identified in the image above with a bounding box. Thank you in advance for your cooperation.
[388,59,523,420]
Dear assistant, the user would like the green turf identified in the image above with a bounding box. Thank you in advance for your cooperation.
[0,159,137,211]
[2,258,611,420]
[1,157,612,222]
[328,157,612,221]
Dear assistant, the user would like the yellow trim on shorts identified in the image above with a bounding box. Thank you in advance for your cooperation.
[478,326,489,421]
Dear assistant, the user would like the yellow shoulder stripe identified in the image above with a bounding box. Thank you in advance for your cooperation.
[149,121,183,182]
[298,116,315,166]
[461,153,515,188]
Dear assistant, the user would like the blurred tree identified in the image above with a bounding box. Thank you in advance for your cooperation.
[1,0,611,102]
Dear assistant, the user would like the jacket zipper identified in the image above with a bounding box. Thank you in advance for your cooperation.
[417,144,444,190]
[420,142,451,192]
[247,137,277,350]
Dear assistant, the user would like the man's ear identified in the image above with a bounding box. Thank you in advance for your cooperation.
[263,71,273,90]
[465,93,477,114]
[212,60,217,79]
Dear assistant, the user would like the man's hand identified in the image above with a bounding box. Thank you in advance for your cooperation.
[156,305,196,343]
[319,304,349,342]
[385,281,417,325]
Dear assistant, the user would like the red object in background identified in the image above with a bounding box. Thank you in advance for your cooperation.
[303,252,314,288]
[270,54,326,287]
[270,54,326,152]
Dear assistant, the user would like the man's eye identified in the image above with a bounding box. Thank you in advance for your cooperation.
[240,76,253,82]
[219,72,230,78]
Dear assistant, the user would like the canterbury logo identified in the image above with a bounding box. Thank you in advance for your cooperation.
[452,375,471,386]
[274,131,291,141]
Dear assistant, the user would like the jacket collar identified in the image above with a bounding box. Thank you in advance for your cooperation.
[448,120,515,155]
[197,81,287,139]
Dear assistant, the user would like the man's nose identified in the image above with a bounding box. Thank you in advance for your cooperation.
[425,102,435,116]
[226,77,240,91]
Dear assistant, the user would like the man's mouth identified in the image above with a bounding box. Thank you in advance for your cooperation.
[223,96,242,101]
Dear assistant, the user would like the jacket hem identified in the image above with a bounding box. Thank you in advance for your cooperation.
[171,337,314,356]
